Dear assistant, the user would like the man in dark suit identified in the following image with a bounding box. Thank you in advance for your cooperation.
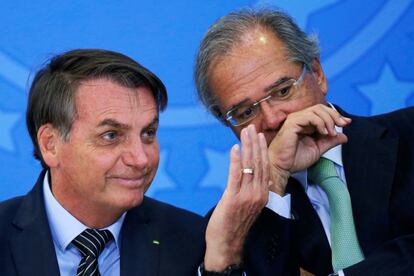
[194,8,414,275]
[0,49,270,275]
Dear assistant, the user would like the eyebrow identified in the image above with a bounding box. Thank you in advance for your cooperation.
[145,117,159,129]
[97,116,159,130]
[98,119,130,130]
[227,99,251,113]
[264,77,292,94]
[226,76,292,112]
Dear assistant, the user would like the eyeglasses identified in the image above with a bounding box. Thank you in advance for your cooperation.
[224,65,307,127]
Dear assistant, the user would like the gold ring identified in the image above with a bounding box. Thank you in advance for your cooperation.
[241,168,254,175]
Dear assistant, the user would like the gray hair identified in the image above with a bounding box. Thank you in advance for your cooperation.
[194,8,320,121]
[27,49,168,168]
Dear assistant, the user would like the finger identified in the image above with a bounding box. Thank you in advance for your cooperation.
[302,113,331,136]
[227,144,242,193]
[316,105,352,132]
[240,126,254,183]
[248,125,262,188]
[259,132,270,189]
[312,107,337,136]
[317,133,348,155]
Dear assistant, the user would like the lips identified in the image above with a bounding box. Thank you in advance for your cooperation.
[108,175,147,188]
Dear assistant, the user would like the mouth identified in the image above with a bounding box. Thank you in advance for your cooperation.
[108,175,147,188]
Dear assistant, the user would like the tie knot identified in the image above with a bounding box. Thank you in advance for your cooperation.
[72,228,113,258]
[308,157,338,184]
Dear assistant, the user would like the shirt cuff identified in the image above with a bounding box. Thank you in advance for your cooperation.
[338,270,345,276]
[265,191,291,219]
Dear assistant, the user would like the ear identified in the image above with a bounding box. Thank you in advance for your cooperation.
[37,124,61,168]
[312,58,328,95]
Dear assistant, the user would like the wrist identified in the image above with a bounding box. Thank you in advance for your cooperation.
[203,247,242,272]
[269,166,290,196]
[200,262,243,276]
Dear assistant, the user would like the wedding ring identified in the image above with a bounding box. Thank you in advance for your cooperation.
[241,167,254,175]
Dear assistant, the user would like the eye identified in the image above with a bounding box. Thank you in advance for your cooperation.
[102,131,118,141]
[142,127,158,143]
[277,86,291,97]
[234,105,255,120]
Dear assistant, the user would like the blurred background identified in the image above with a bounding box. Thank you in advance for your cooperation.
[0,0,413,215]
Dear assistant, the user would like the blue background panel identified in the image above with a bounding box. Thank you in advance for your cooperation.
[0,0,413,215]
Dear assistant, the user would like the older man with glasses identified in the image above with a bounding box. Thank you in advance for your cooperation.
[194,8,414,276]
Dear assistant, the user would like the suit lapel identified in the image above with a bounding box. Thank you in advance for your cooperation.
[343,115,398,254]
[10,172,60,276]
[120,198,160,276]
[287,178,333,275]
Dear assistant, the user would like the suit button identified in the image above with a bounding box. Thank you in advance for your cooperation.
[267,235,279,262]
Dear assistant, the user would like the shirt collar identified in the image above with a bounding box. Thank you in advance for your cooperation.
[42,171,126,251]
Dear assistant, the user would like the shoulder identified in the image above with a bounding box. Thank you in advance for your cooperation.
[0,196,25,237]
[0,196,24,221]
[367,106,414,128]
[363,107,414,143]
[340,106,414,137]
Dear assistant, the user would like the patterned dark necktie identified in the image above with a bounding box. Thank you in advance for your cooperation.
[72,228,113,276]
[308,157,364,272]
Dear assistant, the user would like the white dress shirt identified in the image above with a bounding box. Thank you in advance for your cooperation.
[43,171,126,276]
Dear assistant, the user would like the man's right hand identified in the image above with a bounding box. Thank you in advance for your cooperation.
[267,104,351,196]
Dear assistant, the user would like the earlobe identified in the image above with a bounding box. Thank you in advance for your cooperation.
[37,124,60,168]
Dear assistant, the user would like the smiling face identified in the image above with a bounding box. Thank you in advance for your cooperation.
[41,78,159,227]
[209,28,328,144]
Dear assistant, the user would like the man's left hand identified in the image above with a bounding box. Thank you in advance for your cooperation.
[204,124,270,271]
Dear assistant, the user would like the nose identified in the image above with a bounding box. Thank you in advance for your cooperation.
[259,101,286,131]
[122,139,149,169]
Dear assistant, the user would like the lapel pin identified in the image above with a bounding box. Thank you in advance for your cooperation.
[152,240,160,245]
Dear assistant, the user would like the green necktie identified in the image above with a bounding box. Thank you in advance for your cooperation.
[308,157,364,272]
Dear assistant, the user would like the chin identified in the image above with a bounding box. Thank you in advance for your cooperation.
[113,191,145,211]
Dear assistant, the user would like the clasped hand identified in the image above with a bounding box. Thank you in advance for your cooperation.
[268,104,351,195]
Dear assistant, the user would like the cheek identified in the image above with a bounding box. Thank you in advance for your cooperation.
[230,126,242,140]
[78,148,123,179]
[147,143,160,170]
[301,79,327,104]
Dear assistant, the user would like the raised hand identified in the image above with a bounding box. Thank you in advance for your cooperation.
[204,124,270,271]
[268,104,351,195]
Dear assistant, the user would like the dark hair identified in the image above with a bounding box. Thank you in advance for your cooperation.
[26,48,168,168]
[194,8,319,120]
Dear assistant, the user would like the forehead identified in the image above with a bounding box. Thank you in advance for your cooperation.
[74,78,157,122]
[209,28,292,109]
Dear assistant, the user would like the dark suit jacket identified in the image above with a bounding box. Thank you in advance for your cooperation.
[0,171,206,276]
[243,107,414,276]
